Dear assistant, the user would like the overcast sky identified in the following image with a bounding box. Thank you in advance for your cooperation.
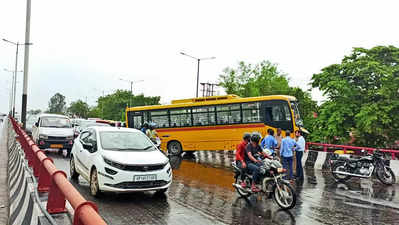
[1,0,398,114]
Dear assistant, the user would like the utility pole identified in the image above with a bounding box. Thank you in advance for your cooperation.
[21,0,32,129]
[180,52,215,98]
[119,78,143,107]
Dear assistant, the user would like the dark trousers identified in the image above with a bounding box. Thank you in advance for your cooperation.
[247,162,262,184]
[282,156,293,180]
[236,161,246,180]
[296,151,304,180]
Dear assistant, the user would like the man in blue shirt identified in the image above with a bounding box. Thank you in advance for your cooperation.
[261,129,278,156]
[280,130,297,181]
[295,130,306,181]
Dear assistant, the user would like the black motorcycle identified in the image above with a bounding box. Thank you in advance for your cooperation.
[232,158,296,210]
[331,150,396,185]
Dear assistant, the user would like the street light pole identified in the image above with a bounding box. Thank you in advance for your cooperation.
[119,78,144,107]
[3,69,22,115]
[180,52,215,98]
[22,0,32,129]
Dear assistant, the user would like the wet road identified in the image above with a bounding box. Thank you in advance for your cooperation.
[49,150,399,225]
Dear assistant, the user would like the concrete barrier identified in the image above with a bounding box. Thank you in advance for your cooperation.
[6,121,52,225]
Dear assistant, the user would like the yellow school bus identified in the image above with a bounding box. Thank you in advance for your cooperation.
[126,95,305,155]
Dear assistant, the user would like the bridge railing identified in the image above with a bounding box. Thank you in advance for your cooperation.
[306,142,399,160]
[9,117,107,225]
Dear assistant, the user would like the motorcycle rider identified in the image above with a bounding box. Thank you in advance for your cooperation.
[141,122,149,134]
[244,132,273,192]
[146,122,158,143]
[235,132,251,187]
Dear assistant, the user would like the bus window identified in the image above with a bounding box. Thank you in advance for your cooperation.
[216,104,241,125]
[151,110,169,128]
[263,100,293,131]
[133,115,142,129]
[170,108,191,127]
[242,102,261,123]
[193,106,215,126]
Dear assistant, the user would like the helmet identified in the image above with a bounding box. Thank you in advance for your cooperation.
[250,132,261,143]
[243,132,251,141]
[143,122,149,128]
[150,122,157,129]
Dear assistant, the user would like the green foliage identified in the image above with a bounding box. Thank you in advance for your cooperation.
[27,109,41,115]
[48,93,66,114]
[95,90,161,121]
[311,46,399,147]
[219,60,317,137]
[68,100,89,118]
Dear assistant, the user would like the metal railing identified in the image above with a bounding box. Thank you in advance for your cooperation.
[306,142,399,160]
[9,117,107,225]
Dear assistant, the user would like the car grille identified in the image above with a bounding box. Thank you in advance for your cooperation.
[48,136,67,141]
[123,164,166,172]
[106,180,169,189]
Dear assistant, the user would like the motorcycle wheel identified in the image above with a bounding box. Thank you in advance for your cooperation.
[234,177,251,197]
[376,166,396,185]
[273,181,296,210]
[331,161,352,182]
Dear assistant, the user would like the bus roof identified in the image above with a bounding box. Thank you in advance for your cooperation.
[127,95,297,111]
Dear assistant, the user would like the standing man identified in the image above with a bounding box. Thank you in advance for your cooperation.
[235,133,251,187]
[275,128,283,157]
[295,130,306,181]
[280,130,297,181]
[261,129,278,156]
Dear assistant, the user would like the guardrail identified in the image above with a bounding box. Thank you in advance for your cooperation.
[9,117,107,225]
[306,142,399,160]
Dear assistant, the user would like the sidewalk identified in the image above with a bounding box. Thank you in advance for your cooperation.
[0,120,9,225]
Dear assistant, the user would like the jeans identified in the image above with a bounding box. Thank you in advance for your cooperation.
[247,162,262,184]
[296,151,304,180]
[282,156,293,180]
[236,161,246,180]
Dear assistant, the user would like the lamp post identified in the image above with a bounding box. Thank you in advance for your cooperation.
[119,78,144,107]
[180,52,215,98]
[3,69,22,115]
[2,38,32,118]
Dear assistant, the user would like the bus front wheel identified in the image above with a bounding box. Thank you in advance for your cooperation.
[168,141,182,156]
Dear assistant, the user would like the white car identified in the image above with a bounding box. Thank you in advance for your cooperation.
[70,126,172,196]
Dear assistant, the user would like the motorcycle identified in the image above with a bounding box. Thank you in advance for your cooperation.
[331,150,396,185]
[232,157,297,210]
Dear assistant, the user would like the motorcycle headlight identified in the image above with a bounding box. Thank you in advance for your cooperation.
[39,134,48,139]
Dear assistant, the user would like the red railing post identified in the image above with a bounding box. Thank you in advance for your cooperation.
[38,157,53,192]
[73,202,99,225]
[47,171,68,214]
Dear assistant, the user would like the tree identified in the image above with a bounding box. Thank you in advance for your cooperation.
[311,46,399,147]
[27,109,41,115]
[219,60,317,136]
[95,90,161,121]
[48,93,66,114]
[68,100,89,118]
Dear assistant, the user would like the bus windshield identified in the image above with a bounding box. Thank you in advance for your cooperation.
[290,101,303,127]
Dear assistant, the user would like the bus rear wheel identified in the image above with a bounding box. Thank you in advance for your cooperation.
[168,141,182,156]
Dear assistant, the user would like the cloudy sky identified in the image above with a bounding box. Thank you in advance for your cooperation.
[1,0,398,114]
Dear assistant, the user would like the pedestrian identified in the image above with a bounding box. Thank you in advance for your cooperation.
[295,130,306,181]
[275,128,283,157]
[261,129,277,156]
[280,130,297,181]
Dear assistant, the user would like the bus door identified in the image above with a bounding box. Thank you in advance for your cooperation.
[262,100,294,132]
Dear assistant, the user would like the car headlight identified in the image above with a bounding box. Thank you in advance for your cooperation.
[66,135,74,140]
[39,134,48,139]
[103,157,126,170]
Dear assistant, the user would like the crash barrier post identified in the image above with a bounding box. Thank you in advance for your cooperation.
[9,116,108,225]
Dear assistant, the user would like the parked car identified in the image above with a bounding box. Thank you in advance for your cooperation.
[74,120,111,137]
[70,126,172,197]
[32,114,74,155]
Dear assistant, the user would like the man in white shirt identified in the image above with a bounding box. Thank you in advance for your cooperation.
[295,130,306,181]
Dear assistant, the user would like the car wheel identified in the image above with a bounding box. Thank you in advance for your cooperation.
[90,168,101,197]
[168,141,182,156]
[70,156,79,180]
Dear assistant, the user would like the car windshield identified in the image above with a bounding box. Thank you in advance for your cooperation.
[290,101,303,127]
[40,117,71,128]
[99,131,155,151]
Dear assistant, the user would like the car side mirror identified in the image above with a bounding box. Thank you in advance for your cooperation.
[35,122,39,127]
[83,142,93,151]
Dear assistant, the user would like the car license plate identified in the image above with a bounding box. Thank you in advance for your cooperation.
[50,144,63,148]
[134,174,156,182]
